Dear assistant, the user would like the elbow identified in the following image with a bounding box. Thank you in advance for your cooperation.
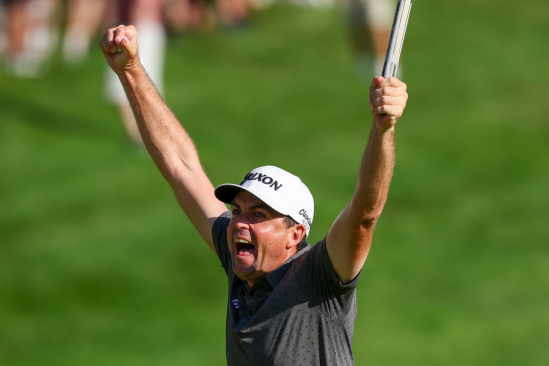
[360,215,379,230]
[345,199,384,231]
[356,205,384,230]
[349,199,385,230]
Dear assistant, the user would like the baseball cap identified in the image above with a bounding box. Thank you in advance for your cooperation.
[214,166,314,236]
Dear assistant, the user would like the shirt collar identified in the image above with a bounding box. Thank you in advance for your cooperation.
[264,242,311,288]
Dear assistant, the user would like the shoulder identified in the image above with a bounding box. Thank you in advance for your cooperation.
[295,237,361,290]
[212,211,231,235]
[212,211,231,273]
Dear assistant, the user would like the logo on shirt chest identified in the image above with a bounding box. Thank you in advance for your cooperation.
[231,299,240,309]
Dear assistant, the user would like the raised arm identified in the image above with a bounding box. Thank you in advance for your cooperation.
[99,25,227,252]
[326,76,408,284]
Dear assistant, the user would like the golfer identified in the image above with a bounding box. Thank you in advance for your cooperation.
[100,25,408,365]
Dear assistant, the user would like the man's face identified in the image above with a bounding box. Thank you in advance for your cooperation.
[227,191,300,286]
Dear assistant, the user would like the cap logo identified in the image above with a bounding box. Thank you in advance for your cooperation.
[241,172,283,191]
[299,209,312,228]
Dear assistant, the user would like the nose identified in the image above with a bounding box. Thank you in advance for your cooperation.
[235,213,250,230]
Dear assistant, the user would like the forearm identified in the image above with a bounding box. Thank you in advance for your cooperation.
[325,76,406,283]
[351,123,395,223]
[325,121,395,282]
[118,65,201,183]
[100,25,227,250]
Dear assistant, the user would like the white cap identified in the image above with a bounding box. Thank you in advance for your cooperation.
[214,166,314,236]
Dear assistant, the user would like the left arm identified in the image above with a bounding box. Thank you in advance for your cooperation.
[326,76,408,284]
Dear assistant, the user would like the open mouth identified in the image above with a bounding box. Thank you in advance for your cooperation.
[235,238,255,257]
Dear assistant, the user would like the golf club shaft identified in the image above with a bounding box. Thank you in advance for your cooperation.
[382,0,413,78]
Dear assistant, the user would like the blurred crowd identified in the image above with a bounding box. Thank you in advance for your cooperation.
[0,0,395,145]
[0,0,260,145]
[0,0,256,78]
[0,0,396,76]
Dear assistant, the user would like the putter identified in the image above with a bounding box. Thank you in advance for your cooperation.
[381,0,413,78]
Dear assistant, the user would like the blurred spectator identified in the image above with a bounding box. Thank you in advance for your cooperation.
[106,0,167,146]
[1,0,59,77]
[217,0,248,27]
[62,0,109,64]
[347,0,395,78]
[163,0,248,33]
[164,0,215,32]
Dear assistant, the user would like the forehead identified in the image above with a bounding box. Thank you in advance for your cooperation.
[232,190,265,206]
[231,191,279,214]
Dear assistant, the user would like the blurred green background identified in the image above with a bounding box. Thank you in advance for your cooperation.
[1,0,549,365]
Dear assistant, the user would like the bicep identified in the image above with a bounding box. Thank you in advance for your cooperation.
[326,204,376,284]
[169,165,228,254]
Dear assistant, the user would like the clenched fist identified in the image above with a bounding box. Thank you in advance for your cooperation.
[369,77,408,132]
[99,25,139,73]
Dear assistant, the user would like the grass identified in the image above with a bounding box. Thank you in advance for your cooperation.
[1,1,549,365]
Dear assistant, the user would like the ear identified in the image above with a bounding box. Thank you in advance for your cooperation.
[286,224,306,250]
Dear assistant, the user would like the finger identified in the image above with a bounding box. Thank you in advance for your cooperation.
[105,27,120,53]
[373,104,405,118]
[369,76,385,93]
[116,36,129,53]
[115,25,137,55]
[369,76,386,110]
[371,87,404,99]
[99,33,116,55]
[371,95,407,108]
[99,38,108,55]
[379,76,405,88]
[113,25,128,47]
[114,25,137,44]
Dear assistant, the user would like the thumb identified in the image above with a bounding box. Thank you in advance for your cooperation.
[118,36,136,57]
[372,76,385,88]
[114,25,138,60]
[369,76,385,98]
[116,37,137,61]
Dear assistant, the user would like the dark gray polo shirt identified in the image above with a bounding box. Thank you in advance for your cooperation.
[212,211,360,366]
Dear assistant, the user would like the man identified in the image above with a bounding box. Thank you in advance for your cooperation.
[99,25,408,365]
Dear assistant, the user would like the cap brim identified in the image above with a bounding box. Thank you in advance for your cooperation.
[214,184,246,204]
[214,183,290,218]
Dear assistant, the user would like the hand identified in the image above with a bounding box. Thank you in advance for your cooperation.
[369,76,408,132]
[99,25,139,73]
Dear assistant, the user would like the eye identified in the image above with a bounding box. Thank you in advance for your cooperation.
[231,208,241,215]
[254,212,266,218]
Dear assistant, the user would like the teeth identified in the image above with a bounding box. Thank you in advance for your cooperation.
[235,239,252,244]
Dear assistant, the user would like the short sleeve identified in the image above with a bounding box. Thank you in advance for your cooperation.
[212,211,232,275]
[295,238,361,320]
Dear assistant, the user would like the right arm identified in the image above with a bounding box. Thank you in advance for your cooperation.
[99,25,227,253]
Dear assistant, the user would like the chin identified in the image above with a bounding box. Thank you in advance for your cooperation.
[232,265,255,280]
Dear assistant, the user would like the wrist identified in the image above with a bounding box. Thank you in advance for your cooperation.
[374,121,396,135]
[118,62,145,82]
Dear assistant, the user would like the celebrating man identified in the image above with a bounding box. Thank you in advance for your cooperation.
[99,24,408,365]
